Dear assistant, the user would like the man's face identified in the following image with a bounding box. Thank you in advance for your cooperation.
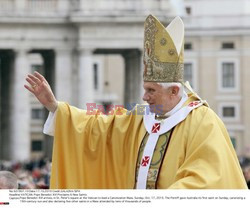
[142,82,171,115]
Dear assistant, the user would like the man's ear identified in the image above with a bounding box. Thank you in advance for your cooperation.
[171,86,180,96]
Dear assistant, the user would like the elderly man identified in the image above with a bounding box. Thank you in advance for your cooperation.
[24,15,247,189]
[0,171,18,189]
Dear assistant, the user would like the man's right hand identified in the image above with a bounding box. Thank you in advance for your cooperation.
[24,71,58,112]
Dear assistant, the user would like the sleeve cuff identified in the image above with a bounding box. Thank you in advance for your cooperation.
[43,109,57,136]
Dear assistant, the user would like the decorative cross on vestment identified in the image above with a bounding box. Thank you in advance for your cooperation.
[188,101,200,107]
[151,123,161,133]
[141,156,150,167]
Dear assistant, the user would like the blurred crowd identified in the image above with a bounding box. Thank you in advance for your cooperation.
[0,156,250,189]
[0,157,51,189]
[240,157,250,189]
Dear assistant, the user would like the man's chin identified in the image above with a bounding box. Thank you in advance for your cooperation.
[149,105,157,114]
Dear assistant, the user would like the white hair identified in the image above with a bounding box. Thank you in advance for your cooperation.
[157,82,183,98]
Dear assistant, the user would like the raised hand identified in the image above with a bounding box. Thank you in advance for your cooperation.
[24,71,58,112]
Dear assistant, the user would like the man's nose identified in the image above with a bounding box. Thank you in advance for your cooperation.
[142,93,149,101]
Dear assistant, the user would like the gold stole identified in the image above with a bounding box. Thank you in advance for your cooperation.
[135,128,174,189]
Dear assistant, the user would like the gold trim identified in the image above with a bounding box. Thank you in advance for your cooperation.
[143,62,184,82]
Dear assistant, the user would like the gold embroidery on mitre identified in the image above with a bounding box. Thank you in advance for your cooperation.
[143,15,184,83]
[160,38,167,46]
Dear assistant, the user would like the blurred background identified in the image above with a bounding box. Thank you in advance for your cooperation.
[0,0,250,188]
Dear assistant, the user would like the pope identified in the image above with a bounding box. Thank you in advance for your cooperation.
[24,15,247,189]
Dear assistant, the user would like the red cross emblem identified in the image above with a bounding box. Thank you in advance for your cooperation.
[188,101,200,107]
[141,156,150,167]
[151,123,161,133]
